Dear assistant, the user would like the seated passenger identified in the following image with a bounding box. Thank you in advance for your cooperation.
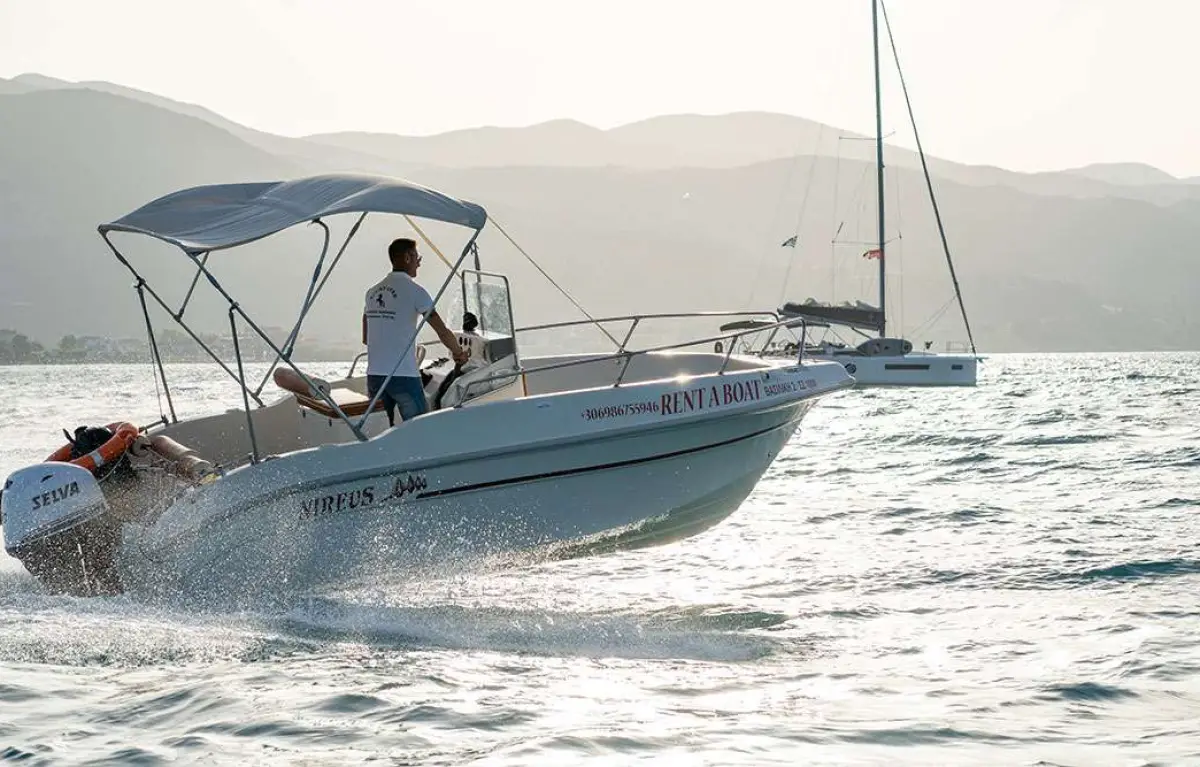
[462,311,481,335]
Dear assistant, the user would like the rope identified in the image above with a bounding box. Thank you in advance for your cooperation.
[830,135,843,304]
[404,214,458,273]
[147,332,165,424]
[741,121,823,309]
[490,217,621,349]
[776,123,827,307]
[137,281,169,424]
[892,154,905,335]
[907,295,956,340]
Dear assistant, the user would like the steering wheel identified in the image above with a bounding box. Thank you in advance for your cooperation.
[432,360,468,409]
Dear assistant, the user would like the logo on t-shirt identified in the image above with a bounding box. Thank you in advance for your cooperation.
[365,284,398,319]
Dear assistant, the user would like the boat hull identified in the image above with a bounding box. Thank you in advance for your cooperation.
[119,361,849,607]
[806,351,977,387]
[122,403,810,606]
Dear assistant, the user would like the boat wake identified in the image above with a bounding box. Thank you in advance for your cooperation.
[0,562,785,666]
[276,597,782,663]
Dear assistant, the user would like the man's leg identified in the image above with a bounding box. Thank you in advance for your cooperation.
[366,374,397,427]
[385,376,430,422]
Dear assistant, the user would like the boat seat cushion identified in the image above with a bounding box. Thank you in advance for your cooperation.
[294,387,383,419]
[272,367,384,418]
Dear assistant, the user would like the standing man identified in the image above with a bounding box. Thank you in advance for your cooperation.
[362,238,469,425]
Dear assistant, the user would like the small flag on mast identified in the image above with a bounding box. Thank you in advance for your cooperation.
[781,235,798,248]
[862,247,882,260]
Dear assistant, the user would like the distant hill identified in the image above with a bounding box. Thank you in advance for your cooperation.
[307,111,1200,207]
[0,88,307,342]
[306,112,848,171]
[0,76,1196,353]
[408,159,1200,353]
[1061,162,1181,186]
[0,73,419,176]
[8,74,1199,205]
[0,77,40,95]
[8,73,266,138]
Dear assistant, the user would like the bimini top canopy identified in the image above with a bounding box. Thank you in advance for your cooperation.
[98,173,488,253]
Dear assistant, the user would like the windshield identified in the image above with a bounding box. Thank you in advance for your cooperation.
[447,271,513,336]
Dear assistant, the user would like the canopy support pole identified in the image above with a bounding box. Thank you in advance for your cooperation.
[135,279,177,424]
[229,308,261,464]
[252,214,369,400]
[186,253,367,440]
[177,252,209,320]
[251,219,332,398]
[102,233,263,406]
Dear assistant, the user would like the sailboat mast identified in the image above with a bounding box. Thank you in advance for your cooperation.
[871,0,887,337]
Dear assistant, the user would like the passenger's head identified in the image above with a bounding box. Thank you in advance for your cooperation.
[388,237,420,276]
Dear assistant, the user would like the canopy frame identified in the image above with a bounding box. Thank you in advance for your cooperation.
[98,174,488,460]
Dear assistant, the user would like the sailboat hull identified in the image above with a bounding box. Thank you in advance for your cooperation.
[810,350,977,387]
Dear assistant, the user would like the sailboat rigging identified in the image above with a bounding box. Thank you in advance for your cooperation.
[763,0,981,386]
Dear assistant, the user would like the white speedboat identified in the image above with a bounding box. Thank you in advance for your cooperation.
[0,173,852,607]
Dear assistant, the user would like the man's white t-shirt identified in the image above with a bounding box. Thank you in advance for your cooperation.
[364,271,434,378]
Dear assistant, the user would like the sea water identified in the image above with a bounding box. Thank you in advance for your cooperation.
[0,353,1197,765]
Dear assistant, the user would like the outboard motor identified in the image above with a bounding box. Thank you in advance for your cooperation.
[1,425,133,596]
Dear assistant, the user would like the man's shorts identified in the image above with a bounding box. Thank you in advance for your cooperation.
[366,375,429,424]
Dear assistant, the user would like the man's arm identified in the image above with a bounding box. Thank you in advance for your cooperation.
[426,310,469,365]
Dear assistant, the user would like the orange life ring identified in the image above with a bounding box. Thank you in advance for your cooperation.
[47,422,139,473]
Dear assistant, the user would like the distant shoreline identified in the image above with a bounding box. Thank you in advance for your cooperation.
[0,355,357,367]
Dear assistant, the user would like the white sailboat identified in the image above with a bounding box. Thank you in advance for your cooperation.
[752,0,981,387]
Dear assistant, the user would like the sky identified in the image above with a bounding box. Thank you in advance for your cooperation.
[2,0,1196,176]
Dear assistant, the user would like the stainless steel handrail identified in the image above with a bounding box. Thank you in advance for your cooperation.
[516,309,780,342]
[347,351,369,378]
[354,310,784,378]
[456,314,809,404]
[351,308,802,411]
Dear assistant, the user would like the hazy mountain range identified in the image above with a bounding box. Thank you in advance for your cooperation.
[0,72,1196,354]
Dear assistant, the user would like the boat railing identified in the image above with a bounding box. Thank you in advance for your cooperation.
[348,309,785,379]
[456,313,809,405]
[347,351,369,378]
[516,309,782,353]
